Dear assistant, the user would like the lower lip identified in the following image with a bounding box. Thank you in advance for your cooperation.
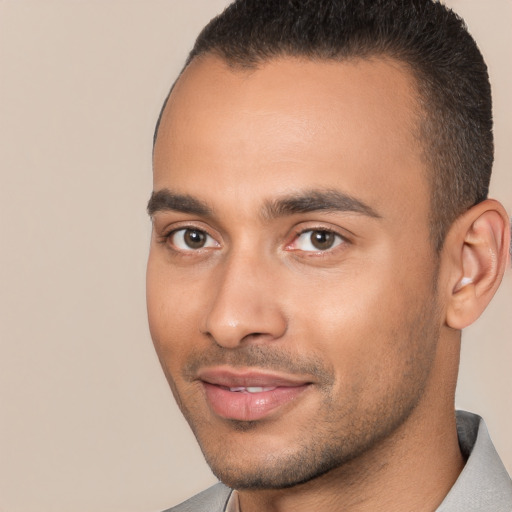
[203,383,309,422]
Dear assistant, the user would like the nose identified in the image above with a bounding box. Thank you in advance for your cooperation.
[202,251,287,348]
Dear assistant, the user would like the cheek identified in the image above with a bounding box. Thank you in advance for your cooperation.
[146,256,202,363]
[290,254,437,387]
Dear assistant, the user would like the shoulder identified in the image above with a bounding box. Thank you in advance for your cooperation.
[163,483,233,512]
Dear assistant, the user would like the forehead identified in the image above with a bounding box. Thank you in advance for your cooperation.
[153,55,429,227]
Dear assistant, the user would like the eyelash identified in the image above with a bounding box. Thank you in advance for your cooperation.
[286,227,348,254]
[157,225,349,255]
[159,226,219,252]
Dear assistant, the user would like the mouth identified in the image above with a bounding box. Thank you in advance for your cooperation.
[220,386,278,393]
[198,368,312,422]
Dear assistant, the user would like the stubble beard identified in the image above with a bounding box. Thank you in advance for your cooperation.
[170,294,441,491]
[201,371,435,491]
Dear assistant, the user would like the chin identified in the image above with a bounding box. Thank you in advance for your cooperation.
[197,430,366,490]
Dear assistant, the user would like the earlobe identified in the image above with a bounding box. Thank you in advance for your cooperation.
[445,199,510,330]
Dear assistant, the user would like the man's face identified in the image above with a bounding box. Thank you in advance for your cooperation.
[147,56,443,489]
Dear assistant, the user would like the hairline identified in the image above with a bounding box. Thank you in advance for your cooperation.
[154,50,448,254]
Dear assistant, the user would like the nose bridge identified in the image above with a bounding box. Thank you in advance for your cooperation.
[203,246,287,348]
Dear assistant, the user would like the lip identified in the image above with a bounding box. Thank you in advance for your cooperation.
[198,367,312,422]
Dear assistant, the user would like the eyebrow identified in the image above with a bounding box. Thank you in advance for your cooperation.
[147,188,381,220]
[147,189,212,217]
[262,189,381,220]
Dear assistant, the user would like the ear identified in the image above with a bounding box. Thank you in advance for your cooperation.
[444,199,510,330]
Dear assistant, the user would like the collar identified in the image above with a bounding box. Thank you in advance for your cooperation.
[224,411,512,511]
[436,410,512,511]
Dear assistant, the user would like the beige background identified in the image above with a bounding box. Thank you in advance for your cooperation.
[0,1,510,511]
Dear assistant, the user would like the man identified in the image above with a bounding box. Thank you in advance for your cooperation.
[146,0,512,510]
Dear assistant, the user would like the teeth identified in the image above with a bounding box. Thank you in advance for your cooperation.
[247,386,275,393]
[229,386,276,393]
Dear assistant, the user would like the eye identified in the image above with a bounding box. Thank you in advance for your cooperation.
[291,229,344,252]
[169,228,219,251]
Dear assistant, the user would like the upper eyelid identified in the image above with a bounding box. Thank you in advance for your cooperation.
[154,222,221,247]
[284,227,350,253]
[166,226,219,242]
[294,228,346,242]
[157,220,218,238]
[164,227,221,252]
[291,224,352,241]
[155,220,353,249]
[296,228,343,238]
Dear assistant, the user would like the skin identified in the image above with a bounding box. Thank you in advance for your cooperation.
[147,55,467,511]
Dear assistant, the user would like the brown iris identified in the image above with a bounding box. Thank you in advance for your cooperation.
[183,229,207,249]
[310,230,336,250]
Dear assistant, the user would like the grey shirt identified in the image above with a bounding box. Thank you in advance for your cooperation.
[168,411,512,511]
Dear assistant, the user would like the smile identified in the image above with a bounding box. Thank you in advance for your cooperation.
[224,386,277,393]
[198,368,312,422]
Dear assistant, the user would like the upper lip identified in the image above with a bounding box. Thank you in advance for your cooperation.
[197,367,312,388]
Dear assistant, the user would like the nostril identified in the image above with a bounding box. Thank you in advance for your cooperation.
[200,267,288,348]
